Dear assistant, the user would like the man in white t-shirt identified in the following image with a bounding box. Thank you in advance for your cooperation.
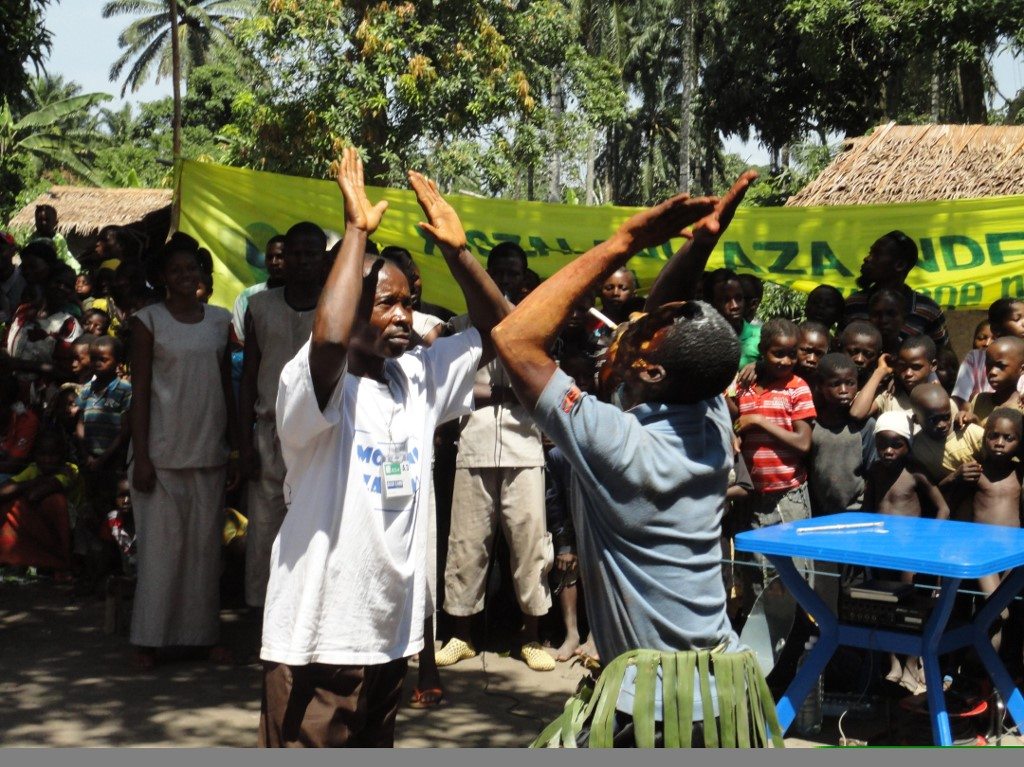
[258,149,509,748]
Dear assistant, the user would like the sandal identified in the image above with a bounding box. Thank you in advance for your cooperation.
[435,638,477,667]
[520,641,556,672]
[408,687,444,709]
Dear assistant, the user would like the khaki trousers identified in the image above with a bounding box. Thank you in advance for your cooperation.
[444,466,552,617]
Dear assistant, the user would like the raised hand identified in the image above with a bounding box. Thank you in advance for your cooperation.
[334,147,388,234]
[689,170,758,245]
[615,193,718,254]
[409,171,467,254]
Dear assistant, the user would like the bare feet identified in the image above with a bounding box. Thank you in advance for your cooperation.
[574,636,599,663]
[885,653,902,683]
[554,633,581,662]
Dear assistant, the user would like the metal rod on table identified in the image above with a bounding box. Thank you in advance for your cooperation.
[797,521,885,534]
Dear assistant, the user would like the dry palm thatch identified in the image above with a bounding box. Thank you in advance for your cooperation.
[8,186,172,235]
[786,122,1024,207]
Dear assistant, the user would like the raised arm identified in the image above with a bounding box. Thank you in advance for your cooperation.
[849,353,893,421]
[645,170,757,309]
[408,172,509,365]
[308,148,389,409]
[492,193,717,410]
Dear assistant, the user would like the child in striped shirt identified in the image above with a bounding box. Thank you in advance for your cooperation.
[75,336,131,505]
[732,318,817,608]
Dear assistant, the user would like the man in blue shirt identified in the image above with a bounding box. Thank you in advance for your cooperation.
[492,176,782,748]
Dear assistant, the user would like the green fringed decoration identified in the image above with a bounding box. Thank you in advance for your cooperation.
[732,657,752,749]
[530,648,785,749]
[676,651,696,748]
[632,652,659,747]
[697,651,719,748]
[749,653,786,748]
[661,649,680,748]
[716,654,737,747]
[589,652,629,748]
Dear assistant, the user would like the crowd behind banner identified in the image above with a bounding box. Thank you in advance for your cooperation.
[1,180,1022,744]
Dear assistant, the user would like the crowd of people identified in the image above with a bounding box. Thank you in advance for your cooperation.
[1,160,1022,748]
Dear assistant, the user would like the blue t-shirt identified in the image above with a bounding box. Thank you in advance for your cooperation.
[533,368,742,719]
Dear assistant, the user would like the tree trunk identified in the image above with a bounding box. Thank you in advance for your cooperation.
[700,123,714,196]
[585,129,597,205]
[931,49,942,123]
[169,0,182,235]
[678,0,694,194]
[957,57,988,124]
[548,71,563,203]
[606,124,617,204]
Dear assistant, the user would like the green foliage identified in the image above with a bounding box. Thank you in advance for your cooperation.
[0,90,111,217]
[703,0,1024,155]
[229,0,548,185]
[5,0,1019,230]
[0,0,53,112]
[757,281,807,322]
[89,64,244,188]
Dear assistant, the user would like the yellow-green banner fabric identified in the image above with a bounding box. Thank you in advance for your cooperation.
[178,159,1024,313]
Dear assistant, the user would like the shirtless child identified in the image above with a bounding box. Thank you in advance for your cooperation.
[864,411,950,529]
[972,407,1024,597]
[963,336,1024,427]
[863,410,950,692]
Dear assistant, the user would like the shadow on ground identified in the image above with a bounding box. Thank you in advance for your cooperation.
[0,579,587,748]
[0,579,263,747]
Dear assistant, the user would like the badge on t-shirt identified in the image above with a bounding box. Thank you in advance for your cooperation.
[381,460,414,499]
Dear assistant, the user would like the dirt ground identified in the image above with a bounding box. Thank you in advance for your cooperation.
[0,576,1020,748]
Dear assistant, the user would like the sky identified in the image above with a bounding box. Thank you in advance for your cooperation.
[39,2,1024,170]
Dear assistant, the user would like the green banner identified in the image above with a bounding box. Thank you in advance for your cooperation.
[177,159,1024,313]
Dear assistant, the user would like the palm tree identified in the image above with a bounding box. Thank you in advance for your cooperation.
[103,0,254,97]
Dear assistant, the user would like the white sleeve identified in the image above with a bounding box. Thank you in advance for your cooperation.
[423,327,482,424]
[231,292,247,342]
[275,339,347,454]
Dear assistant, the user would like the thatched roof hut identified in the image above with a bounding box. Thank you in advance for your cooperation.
[8,186,172,256]
[786,121,1024,350]
[785,122,1024,207]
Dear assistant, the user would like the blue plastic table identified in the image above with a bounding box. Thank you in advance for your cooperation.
[734,511,1024,746]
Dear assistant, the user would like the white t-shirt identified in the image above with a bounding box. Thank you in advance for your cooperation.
[261,329,482,666]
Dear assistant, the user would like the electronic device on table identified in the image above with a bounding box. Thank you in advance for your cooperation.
[839,579,933,630]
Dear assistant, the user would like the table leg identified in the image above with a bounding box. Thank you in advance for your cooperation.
[970,566,1024,740]
[919,577,961,746]
[765,555,838,734]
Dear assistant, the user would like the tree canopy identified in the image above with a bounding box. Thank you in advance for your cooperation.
[1,0,1022,224]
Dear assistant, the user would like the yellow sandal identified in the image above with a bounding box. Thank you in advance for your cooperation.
[435,637,477,667]
[520,641,556,671]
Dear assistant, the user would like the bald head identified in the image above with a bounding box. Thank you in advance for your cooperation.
[910,383,952,437]
[910,382,949,411]
[985,335,1024,393]
[988,335,1024,360]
